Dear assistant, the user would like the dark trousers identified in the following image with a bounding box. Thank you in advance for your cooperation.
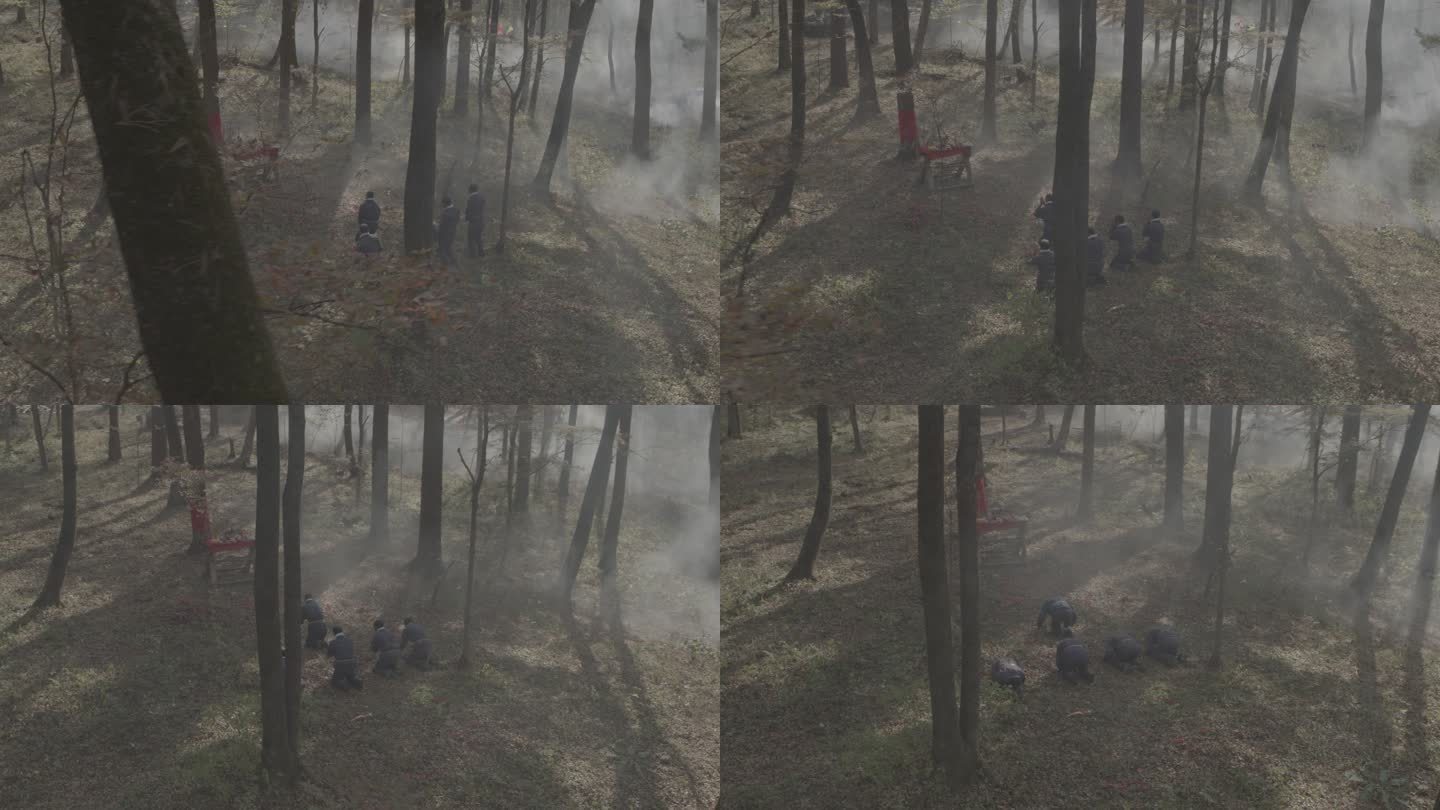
[438,236,457,267]
[406,639,433,671]
[305,620,327,649]
[467,222,484,257]
[374,648,403,677]
[331,661,364,690]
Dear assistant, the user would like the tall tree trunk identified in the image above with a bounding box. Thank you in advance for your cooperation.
[727,402,742,438]
[1406,443,1440,657]
[415,404,446,573]
[785,405,833,582]
[1178,0,1199,109]
[281,404,304,758]
[514,405,533,512]
[560,406,621,607]
[33,404,77,609]
[1167,11,1178,97]
[710,405,723,511]
[1164,404,1184,530]
[1055,405,1075,452]
[208,404,220,439]
[357,0,374,143]
[849,404,864,453]
[954,404,981,784]
[917,405,960,788]
[405,0,446,253]
[148,406,167,474]
[279,0,294,133]
[311,0,320,108]
[891,0,913,75]
[779,0,791,71]
[370,403,389,544]
[558,404,578,522]
[632,0,654,157]
[529,0,549,112]
[57,0,286,401]
[1185,0,1220,259]
[197,0,220,140]
[981,0,997,139]
[496,0,534,253]
[342,404,355,460]
[1363,0,1384,146]
[1214,0,1232,94]
[1251,0,1270,109]
[1197,405,1234,579]
[1116,0,1144,176]
[459,408,489,669]
[598,405,632,581]
[239,407,257,468]
[183,404,207,552]
[253,405,298,781]
[1078,404,1096,520]
[702,0,719,139]
[914,0,932,66]
[403,23,411,86]
[533,0,599,191]
[1007,0,1023,63]
[1243,0,1312,198]
[1051,0,1095,362]
[107,404,122,462]
[455,0,473,117]
[1351,405,1430,603]
[839,3,876,117]
[1336,405,1362,510]
[828,12,848,90]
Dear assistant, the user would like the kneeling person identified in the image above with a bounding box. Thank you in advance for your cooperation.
[327,626,364,690]
[371,619,402,678]
[1030,239,1056,292]
[301,594,327,650]
[401,617,434,671]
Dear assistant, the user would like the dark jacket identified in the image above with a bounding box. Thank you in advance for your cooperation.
[1029,249,1056,289]
[1086,233,1105,268]
[1034,201,1055,239]
[1142,218,1165,258]
[358,199,381,228]
[465,191,486,224]
[437,205,460,243]
[328,632,357,663]
[401,623,427,648]
[1109,222,1134,260]
[356,231,382,255]
[371,627,399,653]
[301,598,324,624]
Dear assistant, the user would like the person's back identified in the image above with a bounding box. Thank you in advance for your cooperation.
[328,632,355,661]
[401,621,426,648]
[1029,245,1056,292]
[356,228,382,256]
[438,204,459,241]
[302,596,327,648]
[1142,214,1165,262]
[402,620,433,670]
[371,621,402,677]
[1034,198,1055,240]
[1109,218,1134,266]
[465,190,485,224]
[1085,231,1107,285]
[358,195,380,229]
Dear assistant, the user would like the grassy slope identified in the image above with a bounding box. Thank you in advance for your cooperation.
[0,13,717,403]
[0,408,718,809]
[722,408,1440,808]
[721,8,1440,402]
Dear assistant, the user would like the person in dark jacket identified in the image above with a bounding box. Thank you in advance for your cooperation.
[327,626,364,690]
[465,184,486,258]
[1109,214,1135,271]
[355,223,382,256]
[357,191,380,236]
[401,617,434,671]
[1085,227,1107,286]
[1029,238,1056,292]
[371,619,402,677]
[301,594,327,649]
[1140,209,1165,263]
[436,197,460,267]
[1033,193,1056,242]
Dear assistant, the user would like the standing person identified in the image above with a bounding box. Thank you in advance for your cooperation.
[436,197,460,267]
[301,594,328,649]
[1140,209,1166,263]
[1029,238,1056,292]
[464,183,486,258]
[1109,214,1135,271]
[355,223,382,256]
[358,191,381,236]
[401,617,434,670]
[326,626,364,690]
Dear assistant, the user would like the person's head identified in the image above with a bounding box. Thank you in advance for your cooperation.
[1039,239,1051,251]
[304,593,313,601]
[469,183,478,193]
[374,619,385,630]
[442,196,453,207]
[365,191,375,199]
[1151,209,1161,219]
[403,617,415,626]
[332,625,344,636]
[1115,214,1126,224]
[1044,193,1054,202]
[367,223,378,235]
[1087,227,1096,237]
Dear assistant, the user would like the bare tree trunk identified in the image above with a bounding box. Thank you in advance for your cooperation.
[239,407,256,468]
[913,0,932,66]
[784,405,832,582]
[370,403,389,544]
[107,404,122,462]
[405,0,446,253]
[533,0,599,191]
[954,404,981,784]
[514,405,533,512]
[843,1,880,119]
[1078,404,1096,519]
[557,404,577,522]
[357,0,374,143]
[891,0,913,75]
[1351,405,1430,603]
[1244,0,1312,198]
[849,404,864,453]
[279,0,294,133]
[183,404,207,552]
[560,406,620,608]
[1054,405,1075,452]
[598,405,632,581]
[702,0,719,139]
[528,0,549,112]
[496,0,534,252]
[415,404,446,574]
[197,0,220,141]
[828,12,848,90]
[33,404,76,608]
[632,0,654,157]
[1362,0,1384,146]
[1198,405,1234,598]
[1164,404,1184,530]
[252,405,299,781]
[456,0,473,117]
[458,407,490,669]
[1336,405,1361,510]
[981,0,997,139]
[57,0,286,401]
[917,405,960,788]
[281,404,304,758]
[1116,0,1144,175]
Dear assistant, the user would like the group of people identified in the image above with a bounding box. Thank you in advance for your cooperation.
[302,594,436,691]
[352,185,488,266]
[1028,193,1166,292]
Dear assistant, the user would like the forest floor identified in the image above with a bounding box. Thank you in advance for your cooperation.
[0,408,719,809]
[721,9,1440,402]
[722,407,1440,808]
[0,12,718,402]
